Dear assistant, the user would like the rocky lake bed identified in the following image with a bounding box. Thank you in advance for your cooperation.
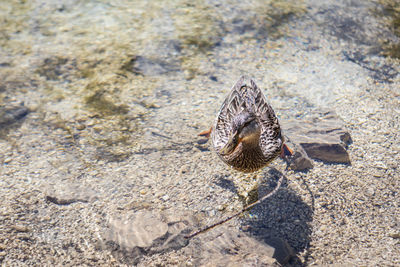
[0,0,399,266]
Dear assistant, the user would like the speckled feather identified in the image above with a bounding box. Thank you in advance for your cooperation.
[212,76,283,172]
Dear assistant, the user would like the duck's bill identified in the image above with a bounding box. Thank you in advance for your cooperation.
[220,134,239,155]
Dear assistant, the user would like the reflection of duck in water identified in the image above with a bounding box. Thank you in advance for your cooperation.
[201,76,292,172]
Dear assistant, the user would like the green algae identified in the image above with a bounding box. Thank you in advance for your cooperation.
[84,90,129,116]
[252,0,306,40]
[173,1,223,53]
[0,0,33,54]
[377,0,400,59]
[172,0,306,78]
[0,0,306,162]
[36,57,69,81]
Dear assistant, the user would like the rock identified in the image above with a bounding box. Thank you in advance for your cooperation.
[284,138,314,171]
[389,232,400,239]
[161,194,169,201]
[11,225,30,233]
[121,56,179,76]
[264,237,294,265]
[45,184,98,205]
[187,225,292,266]
[283,109,352,164]
[0,104,29,129]
[103,210,197,265]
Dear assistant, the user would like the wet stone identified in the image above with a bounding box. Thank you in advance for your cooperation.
[11,225,30,233]
[45,184,98,205]
[0,104,29,129]
[187,225,282,266]
[284,138,314,171]
[103,210,197,265]
[121,56,180,76]
[283,109,352,165]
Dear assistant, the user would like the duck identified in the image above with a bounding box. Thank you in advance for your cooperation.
[203,76,291,173]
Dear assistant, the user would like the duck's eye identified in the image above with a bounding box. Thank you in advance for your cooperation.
[239,119,255,133]
[244,117,256,127]
[243,120,252,127]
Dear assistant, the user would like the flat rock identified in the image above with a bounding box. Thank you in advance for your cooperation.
[283,109,352,165]
[187,225,292,266]
[283,138,314,171]
[45,183,98,205]
[121,55,180,76]
[0,104,29,129]
[103,209,197,265]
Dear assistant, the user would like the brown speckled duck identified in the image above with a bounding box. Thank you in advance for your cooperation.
[209,76,290,172]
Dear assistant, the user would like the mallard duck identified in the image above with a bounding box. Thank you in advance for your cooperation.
[209,76,290,173]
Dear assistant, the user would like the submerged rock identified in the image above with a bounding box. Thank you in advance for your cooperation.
[283,138,314,171]
[0,104,29,129]
[283,109,352,166]
[45,184,98,205]
[103,210,197,265]
[121,56,180,76]
[187,225,292,266]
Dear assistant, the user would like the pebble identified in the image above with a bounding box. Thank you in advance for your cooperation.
[372,171,383,178]
[366,187,375,196]
[16,233,31,241]
[86,119,96,126]
[179,164,189,174]
[92,125,103,131]
[76,124,85,130]
[11,225,29,233]
[139,189,147,195]
[389,233,400,239]
[207,210,216,217]
[161,195,169,201]
[41,216,51,222]
[4,158,12,163]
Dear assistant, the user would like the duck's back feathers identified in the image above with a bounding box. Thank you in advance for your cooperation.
[212,76,283,172]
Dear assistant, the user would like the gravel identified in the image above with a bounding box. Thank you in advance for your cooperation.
[0,0,399,266]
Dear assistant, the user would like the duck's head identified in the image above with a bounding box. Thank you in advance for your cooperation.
[220,112,261,155]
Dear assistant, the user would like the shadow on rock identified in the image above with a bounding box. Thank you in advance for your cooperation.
[241,168,313,266]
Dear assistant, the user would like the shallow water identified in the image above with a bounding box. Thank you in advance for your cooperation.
[1,0,399,266]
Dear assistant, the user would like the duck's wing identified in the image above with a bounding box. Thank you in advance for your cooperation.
[212,76,248,150]
[246,78,282,157]
[246,79,280,132]
[212,76,282,155]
